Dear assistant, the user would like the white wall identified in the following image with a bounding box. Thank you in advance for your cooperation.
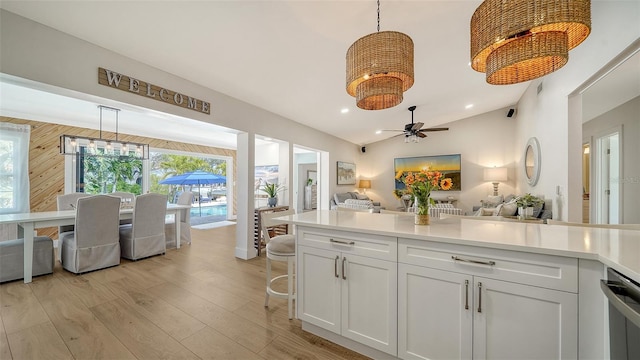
[583,96,640,224]
[514,1,640,221]
[0,9,360,259]
[360,108,517,214]
[255,143,279,166]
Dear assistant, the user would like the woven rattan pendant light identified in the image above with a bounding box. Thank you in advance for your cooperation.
[471,0,591,85]
[346,0,414,110]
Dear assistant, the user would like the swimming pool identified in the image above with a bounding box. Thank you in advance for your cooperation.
[190,204,227,217]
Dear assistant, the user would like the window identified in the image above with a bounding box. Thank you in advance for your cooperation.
[0,123,30,214]
[74,146,143,194]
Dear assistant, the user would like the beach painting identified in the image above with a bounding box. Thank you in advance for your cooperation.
[394,154,461,191]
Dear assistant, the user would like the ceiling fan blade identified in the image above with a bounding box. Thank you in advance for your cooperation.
[417,132,427,138]
[411,122,424,131]
[380,129,404,132]
[419,127,449,132]
[391,133,408,138]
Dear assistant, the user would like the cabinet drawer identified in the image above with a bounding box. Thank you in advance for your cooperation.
[399,238,577,293]
[297,226,396,261]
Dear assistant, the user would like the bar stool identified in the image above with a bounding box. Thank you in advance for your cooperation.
[261,209,296,319]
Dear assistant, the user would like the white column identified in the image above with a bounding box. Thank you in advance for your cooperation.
[235,132,256,259]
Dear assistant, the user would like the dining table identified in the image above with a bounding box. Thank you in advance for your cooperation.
[0,203,192,283]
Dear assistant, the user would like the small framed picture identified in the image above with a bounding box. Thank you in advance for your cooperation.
[337,161,356,185]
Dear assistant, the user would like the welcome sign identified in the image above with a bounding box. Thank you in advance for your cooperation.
[98,67,211,115]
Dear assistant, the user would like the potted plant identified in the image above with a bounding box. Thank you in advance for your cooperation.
[515,193,544,218]
[260,182,286,207]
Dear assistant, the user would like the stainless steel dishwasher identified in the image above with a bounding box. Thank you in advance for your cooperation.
[601,268,640,359]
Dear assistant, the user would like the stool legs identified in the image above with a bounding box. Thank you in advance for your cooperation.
[287,256,294,319]
[264,254,296,320]
[264,257,272,307]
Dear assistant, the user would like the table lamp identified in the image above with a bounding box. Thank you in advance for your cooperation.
[484,167,507,196]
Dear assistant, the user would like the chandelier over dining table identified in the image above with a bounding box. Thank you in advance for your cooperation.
[59,105,149,160]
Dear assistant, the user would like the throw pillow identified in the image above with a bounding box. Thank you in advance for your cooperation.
[355,193,370,200]
[334,193,352,204]
[480,207,497,216]
[532,202,544,218]
[482,195,504,208]
[499,199,518,216]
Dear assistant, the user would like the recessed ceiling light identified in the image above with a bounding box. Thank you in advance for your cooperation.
[375,130,382,134]
[468,62,471,66]
[341,108,349,114]
[465,104,474,109]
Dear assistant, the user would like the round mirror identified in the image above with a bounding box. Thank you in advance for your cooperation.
[524,137,541,186]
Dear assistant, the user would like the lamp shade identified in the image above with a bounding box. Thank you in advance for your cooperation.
[358,180,372,189]
[484,167,508,182]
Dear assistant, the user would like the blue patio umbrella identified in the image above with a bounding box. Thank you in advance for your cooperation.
[160,171,226,216]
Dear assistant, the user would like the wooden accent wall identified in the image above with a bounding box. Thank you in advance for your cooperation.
[1,116,236,239]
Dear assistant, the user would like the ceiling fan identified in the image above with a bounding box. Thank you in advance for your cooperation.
[383,105,449,143]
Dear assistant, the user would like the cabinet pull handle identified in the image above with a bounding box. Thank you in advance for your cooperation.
[342,257,347,280]
[477,282,483,313]
[452,256,496,267]
[464,280,469,310]
[334,256,339,278]
[330,238,355,246]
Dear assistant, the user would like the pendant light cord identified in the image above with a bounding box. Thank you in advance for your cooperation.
[377,0,380,32]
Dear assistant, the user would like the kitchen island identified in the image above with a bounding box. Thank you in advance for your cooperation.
[281,210,640,360]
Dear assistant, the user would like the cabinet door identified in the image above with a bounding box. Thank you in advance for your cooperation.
[341,253,398,355]
[398,264,472,360]
[297,245,341,333]
[473,277,578,360]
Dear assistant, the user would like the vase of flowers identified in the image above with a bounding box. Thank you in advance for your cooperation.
[403,169,453,225]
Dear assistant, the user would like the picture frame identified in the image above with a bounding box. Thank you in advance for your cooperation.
[394,154,461,191]
[336,161,356,185]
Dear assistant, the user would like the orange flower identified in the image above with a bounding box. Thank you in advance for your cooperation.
[440,178,453,190]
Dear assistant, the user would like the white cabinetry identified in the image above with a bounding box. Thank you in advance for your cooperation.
[297,227,397,355]
[398,238,578,360]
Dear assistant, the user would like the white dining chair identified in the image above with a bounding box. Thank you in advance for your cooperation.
[165,192,193,247]
[60,195,121,274]
[262,209,296,319]
[119,193,168,260]
[111,191,136,225]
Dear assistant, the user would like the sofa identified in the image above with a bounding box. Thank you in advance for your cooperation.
[331,191,382,213]
[473,194,552,222]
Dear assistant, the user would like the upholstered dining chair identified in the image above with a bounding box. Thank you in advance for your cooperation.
[111,191,136,225]
[262,209,296,319]
[119,193,167,260]
[57,192,91,234]
[165,192,193,248]
[60,195,121,274]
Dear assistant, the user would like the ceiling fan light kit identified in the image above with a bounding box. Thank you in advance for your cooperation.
[346,1,414,110]
[383,105,449,143]
[470,0,591,85]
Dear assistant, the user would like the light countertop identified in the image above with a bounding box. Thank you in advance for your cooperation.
[281,210,640,283]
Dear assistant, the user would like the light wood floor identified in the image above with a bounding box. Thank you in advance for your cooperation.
[0,225,369,360]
